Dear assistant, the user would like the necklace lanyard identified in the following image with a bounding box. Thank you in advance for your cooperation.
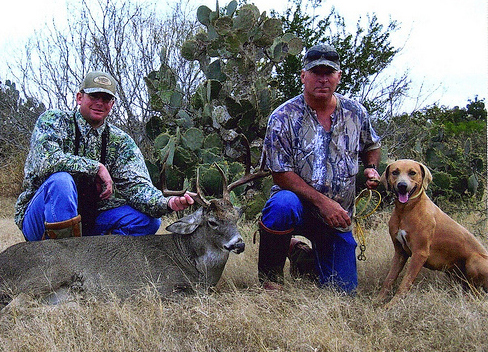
[73,112,108,164]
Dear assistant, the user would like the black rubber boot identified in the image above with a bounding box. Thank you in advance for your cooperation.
[257,221,292,287]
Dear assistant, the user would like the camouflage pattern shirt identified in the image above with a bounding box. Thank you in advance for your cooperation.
[14,109,171,229]
[263,93,381,217]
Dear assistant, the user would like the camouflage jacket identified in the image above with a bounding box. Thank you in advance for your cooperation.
[14,109,171,229]
[263,93,381,217]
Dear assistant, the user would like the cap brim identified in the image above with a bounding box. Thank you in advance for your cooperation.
[83,87,117,99]
[304,59,340,71]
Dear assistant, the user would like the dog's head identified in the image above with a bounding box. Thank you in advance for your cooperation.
[380,159,432,204]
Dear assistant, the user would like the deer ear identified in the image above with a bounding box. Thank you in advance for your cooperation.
[166,208,203,235]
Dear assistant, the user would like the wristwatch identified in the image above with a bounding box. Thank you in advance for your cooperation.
[365,164,377,170]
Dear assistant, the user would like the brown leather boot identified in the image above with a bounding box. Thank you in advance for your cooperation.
[43,215,82,240]
[257,221,292,288]
[288,237,317,281]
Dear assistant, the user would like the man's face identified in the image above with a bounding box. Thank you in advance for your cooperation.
[76,91,115,128]
[301,65,341,100]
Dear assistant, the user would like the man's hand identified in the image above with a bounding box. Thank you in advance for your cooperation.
[318,195,351,229]
[168,193,194,211]
[361,148,381,189]
[96,163,113,200]
[364,167,381,189]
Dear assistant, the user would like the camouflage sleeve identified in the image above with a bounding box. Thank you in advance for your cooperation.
[25,110,99,184]
[109,133,170,218]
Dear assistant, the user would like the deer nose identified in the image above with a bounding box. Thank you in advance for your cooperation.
[225,239,245,254]
[234,241,245,254]
[397,181,408,194]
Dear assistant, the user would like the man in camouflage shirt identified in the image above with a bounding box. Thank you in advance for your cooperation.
[15,71,193,241]
[258,44,381,292]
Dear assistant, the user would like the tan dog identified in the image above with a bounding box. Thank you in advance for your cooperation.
[376,159,488,307]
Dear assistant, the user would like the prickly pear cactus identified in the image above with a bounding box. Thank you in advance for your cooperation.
[177,0,303,141]
[182,1,302,138]
[145,1,298,213]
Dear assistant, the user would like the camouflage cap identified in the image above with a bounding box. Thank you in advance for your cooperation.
[79,71,117,98]
[303,44,340,71]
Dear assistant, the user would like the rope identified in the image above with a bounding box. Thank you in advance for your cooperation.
[353,188,382,261]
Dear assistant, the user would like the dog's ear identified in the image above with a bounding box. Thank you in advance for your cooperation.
[418,162,432,189]
[380,164,391,191]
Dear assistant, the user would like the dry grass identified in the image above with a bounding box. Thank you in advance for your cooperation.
[0,197,487,352]
[0,152,25,198]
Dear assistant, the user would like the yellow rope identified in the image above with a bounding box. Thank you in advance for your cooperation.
[353,188,382,261]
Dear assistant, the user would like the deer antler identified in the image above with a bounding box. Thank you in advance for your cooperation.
[193,167,211,206]
[159,134,269,206]
[160,151,210,207]
[213,162,230,201]
[226,134,270,193]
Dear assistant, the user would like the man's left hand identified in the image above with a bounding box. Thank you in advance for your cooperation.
[364,167,381,189]
[96,163,113,200]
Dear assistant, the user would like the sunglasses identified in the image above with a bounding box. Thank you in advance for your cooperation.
[304,49,340,63]
[83,91,115,103]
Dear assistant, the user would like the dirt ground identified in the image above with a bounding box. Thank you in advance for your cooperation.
[0,218,24,251]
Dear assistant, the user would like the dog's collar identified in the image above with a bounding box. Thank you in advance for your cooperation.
[407,186,424,201]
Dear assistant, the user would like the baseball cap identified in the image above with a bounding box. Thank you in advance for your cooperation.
[303,44,340,71]
[79,71,117,98]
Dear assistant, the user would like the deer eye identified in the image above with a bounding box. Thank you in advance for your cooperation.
[208,219,219,228]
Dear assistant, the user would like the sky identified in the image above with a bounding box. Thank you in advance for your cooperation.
[0,0,487,113]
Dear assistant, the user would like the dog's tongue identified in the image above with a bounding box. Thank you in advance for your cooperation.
[398,193,409,203]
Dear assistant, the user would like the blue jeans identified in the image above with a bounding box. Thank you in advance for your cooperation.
[261,190,358,293]
[22,172,161,241]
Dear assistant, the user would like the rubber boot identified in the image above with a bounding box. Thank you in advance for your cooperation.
[257,221,292,288]
[43,215,82,240]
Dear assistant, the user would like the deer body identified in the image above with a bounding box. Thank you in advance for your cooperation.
[0,199,244,304]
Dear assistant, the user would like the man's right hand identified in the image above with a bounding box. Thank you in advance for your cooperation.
[96,163,113,200]
[318,195,351,229]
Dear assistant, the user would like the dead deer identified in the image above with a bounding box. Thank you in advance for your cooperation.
[0,159,268,310]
